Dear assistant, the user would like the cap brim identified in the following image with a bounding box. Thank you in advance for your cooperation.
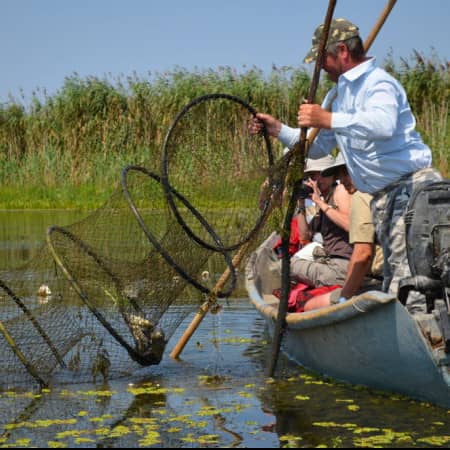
[304,47,317,64]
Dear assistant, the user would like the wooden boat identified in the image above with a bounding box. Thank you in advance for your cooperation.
[246,233,450,408]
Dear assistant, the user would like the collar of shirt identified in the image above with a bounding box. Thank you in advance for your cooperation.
[339,57,376,84]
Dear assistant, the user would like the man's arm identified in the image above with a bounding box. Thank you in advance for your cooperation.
[340,242,374,299]
[299,82,400,140]
[248,89,338,157]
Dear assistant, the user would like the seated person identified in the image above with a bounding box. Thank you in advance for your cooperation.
[264,154,352,291]
[290,155,352,288]
[304,153,383,311]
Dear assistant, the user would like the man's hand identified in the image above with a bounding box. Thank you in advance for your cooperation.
[249,113,282,138]
[298,103,332,129]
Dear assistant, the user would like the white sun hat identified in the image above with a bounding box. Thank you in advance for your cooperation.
[321,152,346,177]
[304,154,336,174]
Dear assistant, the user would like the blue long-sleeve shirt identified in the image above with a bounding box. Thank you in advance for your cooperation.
[278,58,432,194]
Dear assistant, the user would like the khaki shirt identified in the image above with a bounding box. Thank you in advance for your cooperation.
[350,191,383,277]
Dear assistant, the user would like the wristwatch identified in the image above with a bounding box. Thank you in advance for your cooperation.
[337,296,347,304]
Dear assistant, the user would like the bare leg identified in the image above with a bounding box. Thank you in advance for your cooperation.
[303,292,332,311]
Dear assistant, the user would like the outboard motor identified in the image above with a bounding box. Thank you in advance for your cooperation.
[399,180,450,352]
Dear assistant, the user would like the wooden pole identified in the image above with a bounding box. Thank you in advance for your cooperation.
[170,234,258,359]
[364,0,397,52]
[266,0,337,377]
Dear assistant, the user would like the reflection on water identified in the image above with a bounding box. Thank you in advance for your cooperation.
[1,211,450,448]
[0,211,87,269]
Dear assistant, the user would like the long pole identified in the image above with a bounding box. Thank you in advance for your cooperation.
[170,242,249,359]
[364,0,397,51]
[266,0,337,377]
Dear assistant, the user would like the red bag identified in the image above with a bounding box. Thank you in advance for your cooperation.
[273,218,309,257]
[273,283,341,313]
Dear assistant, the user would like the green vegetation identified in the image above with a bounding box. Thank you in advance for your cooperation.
[0,51,448,209]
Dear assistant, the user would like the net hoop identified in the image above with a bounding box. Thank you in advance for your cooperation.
[161,93,274,253]
[121,166,236,298]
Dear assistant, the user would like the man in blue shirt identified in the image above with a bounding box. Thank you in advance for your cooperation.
[250,18,442,312]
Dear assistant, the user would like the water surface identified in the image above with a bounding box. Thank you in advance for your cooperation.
[0,210,88,269]
[0,211,449,448]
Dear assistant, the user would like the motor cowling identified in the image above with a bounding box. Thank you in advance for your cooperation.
[400,180,450,352]
[405,180,450,284]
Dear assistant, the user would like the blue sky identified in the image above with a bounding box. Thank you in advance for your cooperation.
[1,0,448,105]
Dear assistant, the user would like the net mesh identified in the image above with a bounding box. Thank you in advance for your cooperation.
[0,94,279,388]
[162,93,274,251]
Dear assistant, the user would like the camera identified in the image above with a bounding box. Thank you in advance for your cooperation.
[297,179,314,199]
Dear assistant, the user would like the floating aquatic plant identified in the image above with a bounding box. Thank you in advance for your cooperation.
[294,395,310,401]
[417,435,450,445]
[347,404,360,412]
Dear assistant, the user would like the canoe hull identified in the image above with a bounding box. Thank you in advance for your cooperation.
[246,238,450,408]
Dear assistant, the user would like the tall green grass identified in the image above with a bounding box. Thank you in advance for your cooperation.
[0,51,448,209]
[384,50,449,175]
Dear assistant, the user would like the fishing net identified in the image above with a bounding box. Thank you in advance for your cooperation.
[0,93,278,389]
[161,93,274,252]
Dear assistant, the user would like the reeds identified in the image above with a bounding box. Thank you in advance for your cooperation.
[384,50,450,177]
[0,52,448,209]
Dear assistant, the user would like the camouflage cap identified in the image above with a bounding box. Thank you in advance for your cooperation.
[304,18,359,64]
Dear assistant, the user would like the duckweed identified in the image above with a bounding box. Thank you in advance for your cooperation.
[73,437,96,444]
[347,404,360,412]
[5,419,77,430]
[238,391,253,398]
[279,434,303,442]
[47,441,67,448]
[313,422,358,429]
[75,390,116,397]
[128,386,184,396]
[294,395,310,401]
[137,431,161,447]
[416,435,450,446]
